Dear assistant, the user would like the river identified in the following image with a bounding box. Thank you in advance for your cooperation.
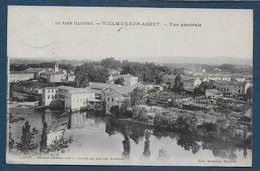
[8,107,252,166]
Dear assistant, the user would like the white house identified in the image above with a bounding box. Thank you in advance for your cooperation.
[42,87,58,106]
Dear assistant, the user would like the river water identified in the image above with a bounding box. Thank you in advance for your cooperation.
[8,107,252,166]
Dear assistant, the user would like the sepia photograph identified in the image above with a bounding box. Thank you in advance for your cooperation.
[6,6,253,166]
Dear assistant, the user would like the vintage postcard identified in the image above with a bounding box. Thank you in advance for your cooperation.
[6,6,253,166]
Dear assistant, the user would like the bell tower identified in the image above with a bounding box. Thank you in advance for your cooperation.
[54,64,59,73]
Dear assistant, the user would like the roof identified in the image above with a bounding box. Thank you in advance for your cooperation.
[163,74,176,79]
[43,87,58,90]
[89,82,122,90]
[26,68,47,72]
[58,86,94,95]
[10,71,34,74]
[41,70,65,75]
[214,80,248,86]
[102,83,147,96]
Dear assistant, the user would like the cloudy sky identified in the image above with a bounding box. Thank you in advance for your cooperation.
[7,6,253,62]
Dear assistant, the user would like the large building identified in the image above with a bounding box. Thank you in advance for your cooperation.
[41,71,66,83]
[102,86,135,114]
[42,86,101,112]
[42,87,58,106]
[9,71,35,82]
[213,81,251,95]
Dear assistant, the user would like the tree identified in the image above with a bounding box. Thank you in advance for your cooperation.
[130,87,146,106]
[114,77,124,85]
[246,86,252,102]
[9,125,15,152]
[46,136,73,153]
[74,63,109,87]
[40,122,48,153]
[101,57,121,70]
[110,105,120,117]
[194,81,214,95]
[119,99,131,114]
[16,121,38,154]
[173,74,183,92]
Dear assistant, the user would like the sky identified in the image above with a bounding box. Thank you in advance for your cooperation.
[7,6,253,62]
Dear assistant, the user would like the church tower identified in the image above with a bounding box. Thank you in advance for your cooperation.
[54,64,59,73]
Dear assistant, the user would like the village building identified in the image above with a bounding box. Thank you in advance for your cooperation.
[42,87,58,106]
[25,68,47,79]
[9,71,35,82]
[108,74,138,86]
[66,73,76,82]
[213,81,251,95]
[182,77,202,91]
[162,74,176,89]
[102,86,136,114]
[40,71,66,83]
[39,64,67,83]
[205,89,223,99]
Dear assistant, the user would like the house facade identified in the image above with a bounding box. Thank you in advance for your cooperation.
[183,77,201,90]
[213,81,251,95]
[102,87,130,114]
[42,87,58,106]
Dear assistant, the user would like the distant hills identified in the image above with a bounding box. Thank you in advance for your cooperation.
[10,56,252,66]
[127,56,252,66]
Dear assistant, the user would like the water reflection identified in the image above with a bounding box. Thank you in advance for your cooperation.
[11,109,250,162]
[143,130,151,158]
[122,128,131,159]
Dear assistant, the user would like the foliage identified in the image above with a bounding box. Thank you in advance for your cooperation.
[101,57,121,70]
[173,74,183,92]
[16,121,38,154]
[110,105,120,117]
[132,107,150,122]
[175,115,198,133]
[121,61,173,83]
[74,63,109,87]
[40,122,48,153]
[46,136,73,153]
[114,77,124,85]
[246,86,252,101]
[194,81,214,95]
[9,125,15,151]
[130,87,146,106]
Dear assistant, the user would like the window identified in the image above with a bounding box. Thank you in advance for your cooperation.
[52,95,54,98]
[52,89,54,93]
[48,95,50,99]
[112,98,114,102]
[108,97,109,101]
[48,90,50,93]
[55,95,57,99]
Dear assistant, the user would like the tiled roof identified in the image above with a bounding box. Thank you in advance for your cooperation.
[214,80,248,86]
[10,71,34,74]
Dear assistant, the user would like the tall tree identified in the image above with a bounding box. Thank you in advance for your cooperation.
[173,74,183,92]
[16,121,38,154]
[130,87,146,106]
[40,122,48,153]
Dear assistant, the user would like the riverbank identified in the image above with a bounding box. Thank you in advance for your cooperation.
[116,105,251,146]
